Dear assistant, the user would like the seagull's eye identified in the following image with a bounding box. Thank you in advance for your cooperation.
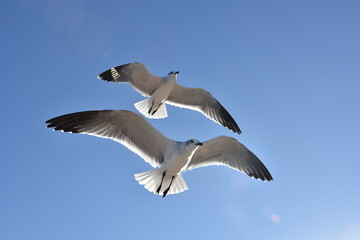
[190,140,194,143]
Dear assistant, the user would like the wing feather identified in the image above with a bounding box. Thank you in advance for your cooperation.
[46,110,173,168]
[187,136,273,181]
[167,85,241,134]
[97,62,161,97]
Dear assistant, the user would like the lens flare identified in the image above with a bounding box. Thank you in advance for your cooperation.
[271,214,281,224]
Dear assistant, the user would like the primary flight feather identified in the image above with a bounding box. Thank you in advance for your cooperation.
[97,62,241,134]
[46,110,272,197]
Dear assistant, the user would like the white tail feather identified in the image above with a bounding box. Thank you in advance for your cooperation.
[134,99,168,119]
[152,103,168,119]
[134,169,188,195]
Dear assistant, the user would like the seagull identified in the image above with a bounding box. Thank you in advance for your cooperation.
[97,62,241,134]
[45,110,272,197]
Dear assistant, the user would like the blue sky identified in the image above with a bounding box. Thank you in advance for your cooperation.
[1,0,360,239]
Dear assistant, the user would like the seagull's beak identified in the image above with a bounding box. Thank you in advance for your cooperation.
[175,71,180,75]
[196,142,203,146]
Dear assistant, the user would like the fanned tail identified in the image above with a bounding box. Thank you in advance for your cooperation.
[134,99,168,119]
[134,169,188,195]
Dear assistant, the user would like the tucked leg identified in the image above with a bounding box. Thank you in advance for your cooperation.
[162,176,175,198]
[156,171,166,195]
[151,103,162,115]
[148,101,155,114]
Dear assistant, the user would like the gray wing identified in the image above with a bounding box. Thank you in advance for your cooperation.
[45,110,173,168]
[166,85,241,134]
[97,62,161,97]
[187,136,273,181]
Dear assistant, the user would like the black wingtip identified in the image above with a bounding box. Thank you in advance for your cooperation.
[251,173,273,182]
[268,173,274,181]
[45,111,95,133]
[217,103,242,134]
[257,167,273,182]
[97,67,120,82]
[98,63,132,82]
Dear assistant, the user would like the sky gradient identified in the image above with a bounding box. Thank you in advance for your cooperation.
[1,0,360,239]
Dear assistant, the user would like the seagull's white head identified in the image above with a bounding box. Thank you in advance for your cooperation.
[186,138,203,148]
[185,139,203,160]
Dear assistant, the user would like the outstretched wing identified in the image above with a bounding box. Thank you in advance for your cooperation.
[97,62,161,97]
[167,85,241,134]
[187,136,272,181]
[46,110,173,168]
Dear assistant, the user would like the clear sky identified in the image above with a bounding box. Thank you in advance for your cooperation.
[1,0,360,239]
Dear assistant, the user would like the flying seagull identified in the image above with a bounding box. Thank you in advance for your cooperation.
[46,110,272,197]
[97,62,241,134]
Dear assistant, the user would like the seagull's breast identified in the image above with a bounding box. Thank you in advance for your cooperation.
[151,77,176,103]
[161,143,199,176]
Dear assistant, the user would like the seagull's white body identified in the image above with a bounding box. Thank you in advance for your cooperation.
[135,141,201,195]
[161,141,200,175]
[98,62,242,134]
[151,74,177,109]
[46,110,272,197]
[134,73,177,118]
